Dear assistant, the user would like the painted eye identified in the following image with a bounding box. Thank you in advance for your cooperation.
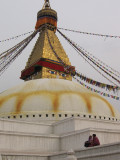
[61,73,66,77]
[49,70,56,74]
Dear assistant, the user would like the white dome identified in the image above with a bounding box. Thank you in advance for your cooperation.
[0,79,119,121]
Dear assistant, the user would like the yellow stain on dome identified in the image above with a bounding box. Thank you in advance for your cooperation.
[52,93,59,112]
[80,94,92,113]
[0,90,115,117]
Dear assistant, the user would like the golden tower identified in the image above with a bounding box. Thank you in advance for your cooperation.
[21,0,74,81]
[0,0,118,122]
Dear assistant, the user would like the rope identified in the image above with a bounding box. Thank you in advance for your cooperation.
[76,71,120,92]
[46,26,75,75]
[76,45,120,78]
[58,27,120,78]
[46,28,65,65]
[67,38,118,86]
[0,30,39,76]
[46,27,66,66]
[45,26,119,93]
[57,28,118,86]
[58,27,120,39]
[0,39,27,65]
[57,29,120,85]
[0,31,33,43]
[73,77,120,101]
[0,37,27,58]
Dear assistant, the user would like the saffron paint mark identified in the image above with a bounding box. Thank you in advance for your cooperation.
[0,90,115,117]
[53,94,59,112]
[16,94,29,113]
[80,94,92,113]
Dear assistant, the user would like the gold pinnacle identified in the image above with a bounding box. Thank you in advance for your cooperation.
[43,0,50,9]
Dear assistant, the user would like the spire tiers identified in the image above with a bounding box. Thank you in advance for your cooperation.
[35,0,57,31]
[20,0,75,81]
[20,29,73,81]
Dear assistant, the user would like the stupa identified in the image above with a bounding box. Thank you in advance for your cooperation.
[0,0,120,159]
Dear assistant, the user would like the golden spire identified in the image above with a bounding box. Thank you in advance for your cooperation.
[42,0,51,9]
[35,0,57,30]
[20,0,74,81]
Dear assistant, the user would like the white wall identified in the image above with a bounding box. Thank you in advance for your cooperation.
[60,128,120,151]
[0,118,52,134]
[0,117,120,156]
[53,117,120,135]
[1,156,48,160]
[0,131,59,153]
[49,142,120,160]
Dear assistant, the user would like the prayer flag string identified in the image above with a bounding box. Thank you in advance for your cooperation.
[57,29,120,86]
[74,77,120,101]
[0,31,33,43]
[75,71,120,92]
[58,27,120,39]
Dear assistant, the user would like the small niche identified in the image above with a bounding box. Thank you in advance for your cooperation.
[65,114,67,117]
[52,114,55,117]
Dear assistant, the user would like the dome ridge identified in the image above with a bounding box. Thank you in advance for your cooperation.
[0,79,119,121]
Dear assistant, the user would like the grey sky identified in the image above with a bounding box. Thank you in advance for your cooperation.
[0,0,120,110]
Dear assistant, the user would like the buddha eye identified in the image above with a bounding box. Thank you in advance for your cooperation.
[61,73,66,77]
[49,70,56,74]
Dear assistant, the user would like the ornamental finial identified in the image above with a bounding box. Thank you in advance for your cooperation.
[42,0,51,9]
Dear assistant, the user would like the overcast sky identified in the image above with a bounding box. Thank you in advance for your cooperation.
[0,0,120,110]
